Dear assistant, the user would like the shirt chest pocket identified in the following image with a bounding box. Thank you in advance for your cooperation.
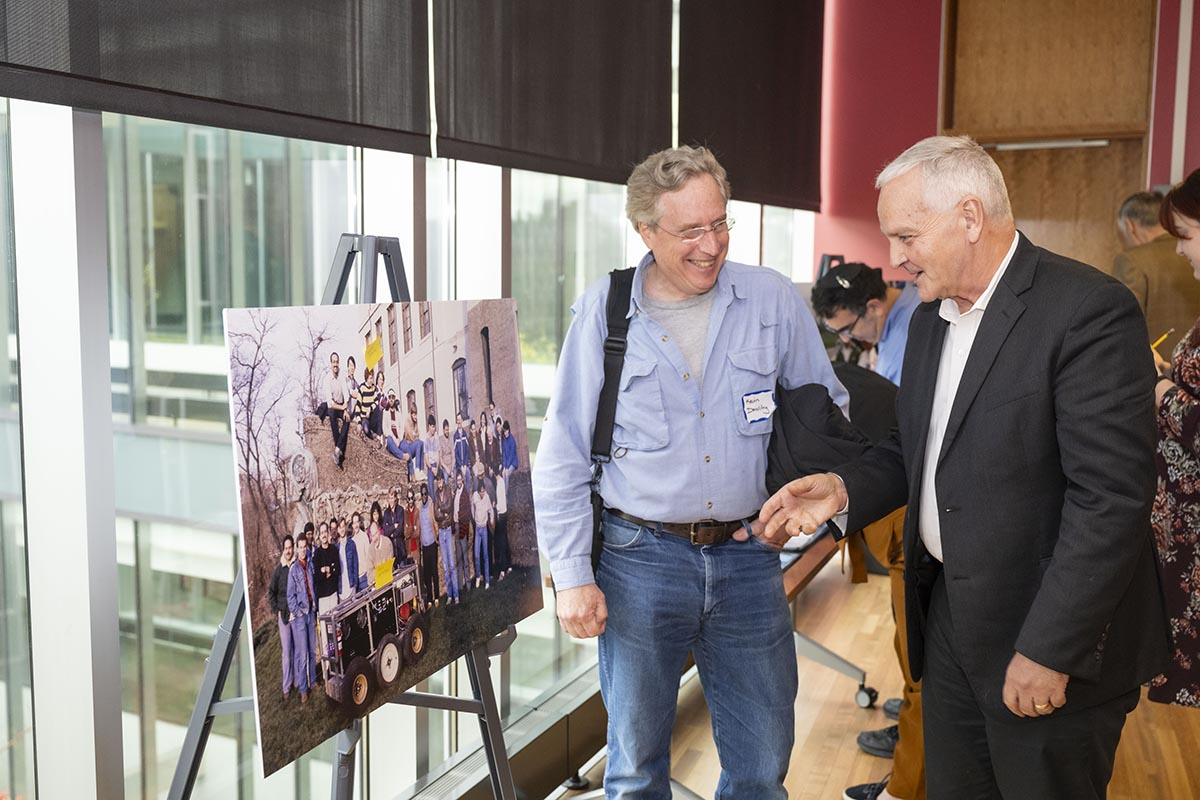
[612,357,670,451]
[728,345,778,436]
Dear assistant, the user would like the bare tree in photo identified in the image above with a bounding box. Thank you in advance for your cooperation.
[297,308,331,418]
[229,310,292,607]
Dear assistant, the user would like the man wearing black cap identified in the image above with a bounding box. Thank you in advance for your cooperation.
[812,262,921,386]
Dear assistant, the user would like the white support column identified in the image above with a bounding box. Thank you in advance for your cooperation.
[10,101,121,800]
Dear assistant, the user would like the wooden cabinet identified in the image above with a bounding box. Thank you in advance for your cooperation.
[944,0,1156,141]
[941,0,1157,270]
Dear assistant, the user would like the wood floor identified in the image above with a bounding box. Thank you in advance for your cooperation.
[572,557,1200,799]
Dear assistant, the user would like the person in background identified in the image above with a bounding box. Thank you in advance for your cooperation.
[404,489,420,567]
[363,501,394,587]
[382,490,405,564]
[1148,167,1200,710]
[344,355,360,425]
[454,412,471,487]
[1113,190,1200,355]
[439,418,456,488]
[492,464,512,580]
[357,365,379,438]
[351,511,371,592]
[268,534,296,700]
[454,471,474,591]
[312,522,340,681]
[417,483,440,608]
[286,530,317,704]
[501,420,518,482]
[811,261,921,386]
[472,479,494,589]
[336,515,363,601]
[434,470,459,605]
[423,414,440,497]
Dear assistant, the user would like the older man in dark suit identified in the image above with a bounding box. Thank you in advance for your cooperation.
[761,136,1169,800]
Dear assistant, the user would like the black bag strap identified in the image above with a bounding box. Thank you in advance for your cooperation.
[590,267,637,467]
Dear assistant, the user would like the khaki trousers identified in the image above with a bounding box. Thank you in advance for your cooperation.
[859,507,926,800]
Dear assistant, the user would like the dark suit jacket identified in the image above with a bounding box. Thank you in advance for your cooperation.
[1113,233,1200,354]
[837,234,1169,717]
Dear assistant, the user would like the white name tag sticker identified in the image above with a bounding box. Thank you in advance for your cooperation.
[741,389,776,423]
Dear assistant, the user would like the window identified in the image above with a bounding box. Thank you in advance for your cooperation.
[419,300,431,338]
[402,303,413,352]
[480,326,493,404]
[386,304,399,365]
[452,358,469,421]
[423,378,436,427]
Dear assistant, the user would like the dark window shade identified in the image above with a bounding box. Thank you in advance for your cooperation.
[0,0,430,154]
[434,0,672,185]
[679,1,824,211]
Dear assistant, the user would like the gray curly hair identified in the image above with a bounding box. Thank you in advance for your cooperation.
[625,145,731,230]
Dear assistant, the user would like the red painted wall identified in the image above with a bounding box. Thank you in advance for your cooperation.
[811,0,943,280]
[1149,0,1200,188]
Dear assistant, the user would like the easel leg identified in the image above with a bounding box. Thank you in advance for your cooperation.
[167,571,246,800]
[331,719,362,800]
[467,644,517,800]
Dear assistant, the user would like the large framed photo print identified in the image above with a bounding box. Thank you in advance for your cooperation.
[224,299,542,776]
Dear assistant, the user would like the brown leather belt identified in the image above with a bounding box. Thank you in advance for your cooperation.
[606,507,749,546]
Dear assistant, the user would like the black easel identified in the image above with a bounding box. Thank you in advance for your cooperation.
[169,234,517,800]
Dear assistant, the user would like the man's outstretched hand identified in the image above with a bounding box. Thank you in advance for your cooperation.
[757,473,847,546]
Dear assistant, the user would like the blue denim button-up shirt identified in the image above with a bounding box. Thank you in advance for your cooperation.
[533,254,849,591]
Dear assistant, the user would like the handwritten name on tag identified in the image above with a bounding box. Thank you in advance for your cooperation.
[741,389,776,423]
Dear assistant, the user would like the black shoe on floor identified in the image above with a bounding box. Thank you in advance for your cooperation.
[844,774,891,800]
[882,697,902,721]
[857,724,899,758]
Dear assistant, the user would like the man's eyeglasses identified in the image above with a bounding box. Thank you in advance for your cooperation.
[659,216,736,244]
[822,310,864,338]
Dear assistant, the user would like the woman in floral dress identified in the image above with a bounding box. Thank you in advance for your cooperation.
[1149,167,1200,707]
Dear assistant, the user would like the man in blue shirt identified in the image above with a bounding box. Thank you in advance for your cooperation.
[811,262,921,386]
[532,146,847,800]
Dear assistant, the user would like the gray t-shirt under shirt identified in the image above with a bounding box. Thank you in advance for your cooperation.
[640,289,715,386]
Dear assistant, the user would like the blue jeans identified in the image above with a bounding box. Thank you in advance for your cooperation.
[277,613,294,694]
[439,527,459,600]
[289,611,316,695]
[595,513,796,800]
[474,524,490,586]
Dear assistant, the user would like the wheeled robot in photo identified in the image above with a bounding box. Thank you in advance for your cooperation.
[318,561,429,712]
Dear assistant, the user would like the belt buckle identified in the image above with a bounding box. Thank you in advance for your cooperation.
[688,522,702,546]
[689,520,719,546]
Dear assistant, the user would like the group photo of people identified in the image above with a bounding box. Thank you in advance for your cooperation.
[226,298,543,776]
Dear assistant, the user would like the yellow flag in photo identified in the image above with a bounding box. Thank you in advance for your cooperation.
[375,557,394,589]
[364,336,383,370]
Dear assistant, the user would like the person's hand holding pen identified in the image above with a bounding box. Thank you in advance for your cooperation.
[1152,329,1176,406]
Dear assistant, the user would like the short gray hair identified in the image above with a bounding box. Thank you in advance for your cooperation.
[1117,191,1164,228]
[875,136,1013,222]
[626,145,731,230]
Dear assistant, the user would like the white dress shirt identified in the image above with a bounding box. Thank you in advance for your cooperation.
[919,232,1019,561]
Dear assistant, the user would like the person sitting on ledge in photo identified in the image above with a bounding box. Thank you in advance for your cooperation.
[356,365,379,439]
[315,351,350,468]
